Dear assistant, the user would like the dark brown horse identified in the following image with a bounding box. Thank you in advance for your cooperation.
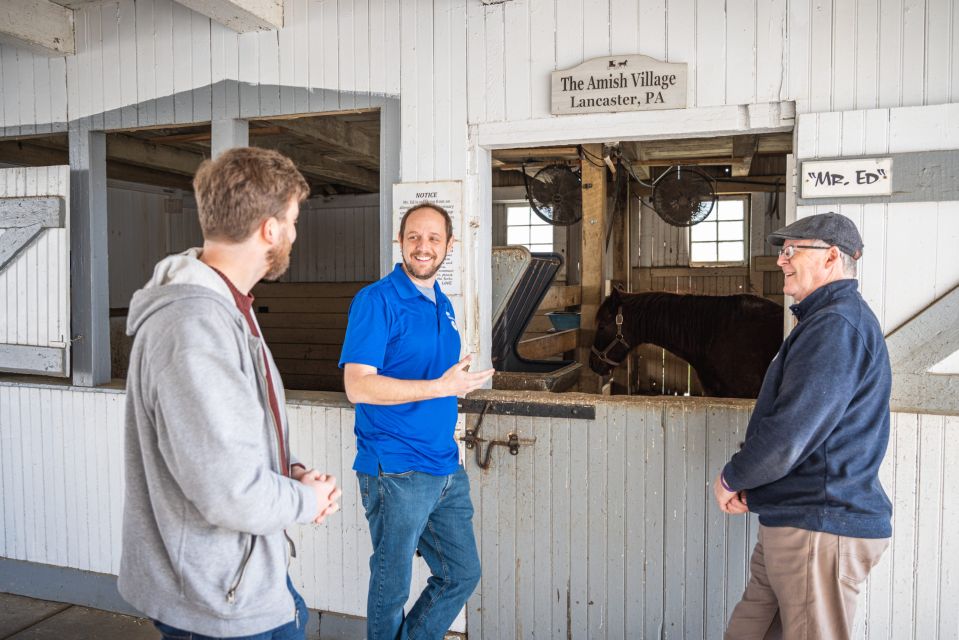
[589,289,783,398]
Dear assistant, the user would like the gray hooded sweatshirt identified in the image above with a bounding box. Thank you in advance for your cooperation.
[118,249,318,637]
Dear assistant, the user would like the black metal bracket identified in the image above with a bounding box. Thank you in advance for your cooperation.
[461,401,536,470]
[458,398,595,420]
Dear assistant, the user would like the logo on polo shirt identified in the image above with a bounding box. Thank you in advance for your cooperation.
[446,310,458,331]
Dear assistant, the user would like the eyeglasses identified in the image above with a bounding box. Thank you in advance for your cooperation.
[778,245,831,259]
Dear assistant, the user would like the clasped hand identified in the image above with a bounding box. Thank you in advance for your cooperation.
[294,468,342,524]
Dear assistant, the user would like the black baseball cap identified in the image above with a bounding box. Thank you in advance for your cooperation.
[767,212,863,259]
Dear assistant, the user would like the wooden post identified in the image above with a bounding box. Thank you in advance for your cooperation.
[611,172,629,393]
[578,144,607,392]
[211,118,249,158]
[69,121,111,386]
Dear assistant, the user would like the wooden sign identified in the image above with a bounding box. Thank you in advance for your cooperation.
[551,55,687,115]
[391,181,462,295]
[801,158,893,198]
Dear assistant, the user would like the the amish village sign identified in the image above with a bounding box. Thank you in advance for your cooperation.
[551,55,687,115]
[801,158,893,198]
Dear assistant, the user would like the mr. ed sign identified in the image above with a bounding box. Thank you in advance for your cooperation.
[551,55,687,115]
[801,158,893,199]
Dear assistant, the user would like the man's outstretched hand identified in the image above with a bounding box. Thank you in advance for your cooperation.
[438,354,495,397]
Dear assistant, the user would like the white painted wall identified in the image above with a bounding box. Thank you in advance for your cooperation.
[795,104,959,335]
[1,383,956,638]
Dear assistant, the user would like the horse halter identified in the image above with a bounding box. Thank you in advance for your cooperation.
[590,305,631,368]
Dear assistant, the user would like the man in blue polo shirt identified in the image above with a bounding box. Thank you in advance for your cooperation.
[339,202,494,640]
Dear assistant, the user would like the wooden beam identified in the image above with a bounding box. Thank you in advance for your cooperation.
[69,124,111,386]
[752,255,781,271]
[518,329,578,360]
[537,284,581,312]
[492,147,580,162]
[0,0,75,56]
[271,142,379,192]
[0,140,68,166]
[106,134,207,176]
[263,117,379,169]
[732,135,759,177]
[174,0,282,32]
[0,343,66,376]
[578,143,606,391]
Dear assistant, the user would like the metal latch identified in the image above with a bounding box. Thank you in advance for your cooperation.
[460,401,535,470]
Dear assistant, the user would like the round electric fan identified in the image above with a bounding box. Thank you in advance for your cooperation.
[651,165,717,227]
[523,164,583,226]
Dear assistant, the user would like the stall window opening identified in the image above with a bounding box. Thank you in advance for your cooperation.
[506,204,554,253]
[689,195,748,265]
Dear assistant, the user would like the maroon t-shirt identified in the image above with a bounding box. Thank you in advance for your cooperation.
[211,268,289,477]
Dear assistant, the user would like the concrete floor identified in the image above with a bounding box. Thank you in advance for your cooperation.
[0,592,158,640]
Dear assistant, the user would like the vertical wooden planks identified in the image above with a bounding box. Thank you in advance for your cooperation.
[101,2,122,130]
[725,0,757,106]
[257,30,280,117]
[586,403,609,638]
[514,415,535,638]
[684,403,708,638]
[605,403,627,639]
[643,402,665,638]
[154,0,175,124]
[531,413,553,636]
[878,0,904,107]
[830,0,857,111]
[939,415,959,639]
[890,413,918,637]
[135,0,157,126]
[913,414,944,639]
[550,417,571,638]
[855,0,881,110]
[503,0,531,123]
[755,0,787,102]
[663,402,686,637]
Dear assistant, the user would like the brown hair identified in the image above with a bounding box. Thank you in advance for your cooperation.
[193,147,310,242]
[399,202,453,241]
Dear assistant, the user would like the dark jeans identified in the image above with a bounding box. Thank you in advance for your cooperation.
[358,466,481,640]
[152,576,309,640]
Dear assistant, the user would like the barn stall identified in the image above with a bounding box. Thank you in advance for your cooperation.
[0,1,958,638]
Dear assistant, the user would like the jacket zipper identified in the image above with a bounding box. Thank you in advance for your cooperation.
[253,339,288,475]
[226,536,257,604]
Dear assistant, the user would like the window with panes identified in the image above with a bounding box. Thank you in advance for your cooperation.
[689,196,748,265]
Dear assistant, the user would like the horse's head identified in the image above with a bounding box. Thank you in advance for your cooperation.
[589,288,632,376]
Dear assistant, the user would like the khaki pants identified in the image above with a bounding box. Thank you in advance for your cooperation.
[724,525,889,640]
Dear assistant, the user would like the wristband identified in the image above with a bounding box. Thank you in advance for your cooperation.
[720,474,733,492]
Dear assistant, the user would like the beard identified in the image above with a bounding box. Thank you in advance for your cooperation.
[403,250,446,281]
[263,234,292,281]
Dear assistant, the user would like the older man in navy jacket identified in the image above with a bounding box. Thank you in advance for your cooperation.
[714,212,892,640]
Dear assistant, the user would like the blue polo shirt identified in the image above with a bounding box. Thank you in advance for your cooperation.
[339,264,462,476]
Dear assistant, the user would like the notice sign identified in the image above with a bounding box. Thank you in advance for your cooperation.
[802,158,893,199]
[551,54,687,115]
[392,181,462,296]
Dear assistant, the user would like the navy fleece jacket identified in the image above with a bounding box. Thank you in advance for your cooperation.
[722,279,892,538]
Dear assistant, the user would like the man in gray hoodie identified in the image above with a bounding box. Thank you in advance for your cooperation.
[119,147,341,639]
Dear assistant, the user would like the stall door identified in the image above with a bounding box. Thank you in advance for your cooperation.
[0,166,70,376]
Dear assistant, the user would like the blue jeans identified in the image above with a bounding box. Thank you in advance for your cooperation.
[358,466,481,640]
[152,576,309,640]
